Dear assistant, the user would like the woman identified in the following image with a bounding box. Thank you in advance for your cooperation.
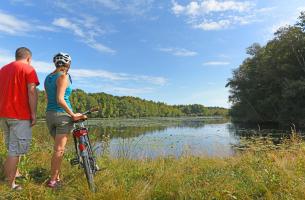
[44,52,85,188]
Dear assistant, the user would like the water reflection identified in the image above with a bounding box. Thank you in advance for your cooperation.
[87,118,239,159]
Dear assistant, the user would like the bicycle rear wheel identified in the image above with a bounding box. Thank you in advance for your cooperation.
[82,154,96,192]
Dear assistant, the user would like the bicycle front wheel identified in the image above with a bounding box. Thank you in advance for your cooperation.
[82,154,96,192]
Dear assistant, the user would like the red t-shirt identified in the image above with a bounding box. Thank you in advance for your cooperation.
[0,61,40,120]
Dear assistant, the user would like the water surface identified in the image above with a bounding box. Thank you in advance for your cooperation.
[87,117,240,159]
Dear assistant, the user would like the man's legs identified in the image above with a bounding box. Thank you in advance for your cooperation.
[2,119,32,188]
[4,156,20,187]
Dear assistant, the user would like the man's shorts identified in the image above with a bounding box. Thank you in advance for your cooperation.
[0,118,32,157]
[46,111,73,137]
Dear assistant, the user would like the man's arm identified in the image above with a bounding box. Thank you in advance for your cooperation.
[28,83,38,126]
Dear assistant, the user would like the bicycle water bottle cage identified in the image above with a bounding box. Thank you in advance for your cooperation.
[73,128,88,138]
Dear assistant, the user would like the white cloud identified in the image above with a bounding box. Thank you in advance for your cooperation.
[125,0,155,15]
[53,18,84,37]
[0,11,31,35]
[70,69,125,81]
[70,81,155,95]
[72,70,167,86]
[270,6,305,33]
[108,87,154,95]
[70,69,167,85]
[171,0,258,31]
[194,19,231,30]
[201,0,252,13]
[87,42,115,54]
[9,0,33,6]
[77,15,106,36]
[0,51,54,72]
[270,21,291,34]
[0,10,58,35]
[0,51,161,95]
[36,25,57,32]
[261,5,305,42]
[0,50,12,65]
[0,51,166,86]
[31,60,54,73]
[94,0,121,10]
[172,0,253,16]
[52,17,115,54]
[53,0,155,16]
[172,1,185,15]
[203,61,230,66]
[53,1,75,13]
[93,0,154,15]
[189,88,230,108]
[170,87,230,108]
[159,47,198,57]
[131,75,167,85]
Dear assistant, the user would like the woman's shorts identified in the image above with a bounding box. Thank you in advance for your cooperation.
[46,111,73,137]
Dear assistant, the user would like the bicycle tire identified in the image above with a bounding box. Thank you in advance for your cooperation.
[84,135,98,171]
[82,154,96,192]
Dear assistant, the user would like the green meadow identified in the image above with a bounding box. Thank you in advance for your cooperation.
[1,122,305,200]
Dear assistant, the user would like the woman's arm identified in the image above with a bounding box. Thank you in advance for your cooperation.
[56,74,75,117]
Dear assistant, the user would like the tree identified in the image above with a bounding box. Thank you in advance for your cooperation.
[226,12,305,126]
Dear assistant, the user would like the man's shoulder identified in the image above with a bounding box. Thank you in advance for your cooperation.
[1,61,15,69]
[15,61,36,72]
[3,61,26,68]
[2,61,36,75]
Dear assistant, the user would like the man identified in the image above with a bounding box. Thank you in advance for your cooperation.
[0,47,39,190]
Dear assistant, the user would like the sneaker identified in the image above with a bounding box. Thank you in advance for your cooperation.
[46,180,61,189]
[12,184,22,191]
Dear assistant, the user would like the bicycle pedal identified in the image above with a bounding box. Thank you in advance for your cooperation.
[70,158,79,166]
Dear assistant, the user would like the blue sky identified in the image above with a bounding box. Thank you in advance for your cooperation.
[0,0,304,108]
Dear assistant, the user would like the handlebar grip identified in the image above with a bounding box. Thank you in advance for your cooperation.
[82,107,100,115]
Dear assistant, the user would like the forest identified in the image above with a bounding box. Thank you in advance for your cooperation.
[226,12,305,127]
[36,89,228,119]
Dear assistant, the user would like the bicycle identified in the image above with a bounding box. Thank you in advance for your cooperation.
[70,108,100,192]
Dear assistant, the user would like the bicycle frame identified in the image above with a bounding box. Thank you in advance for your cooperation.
[71,116,99,192]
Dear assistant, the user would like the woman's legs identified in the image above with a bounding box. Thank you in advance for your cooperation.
[50,134,68,182]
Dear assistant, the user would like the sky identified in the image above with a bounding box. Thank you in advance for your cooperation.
[0,0,304,108]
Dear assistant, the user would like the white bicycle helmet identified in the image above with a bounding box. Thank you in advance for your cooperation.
[53,52,72,67]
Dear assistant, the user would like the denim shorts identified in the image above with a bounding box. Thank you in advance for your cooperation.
[46,111,73,137]
[0,119,32,157]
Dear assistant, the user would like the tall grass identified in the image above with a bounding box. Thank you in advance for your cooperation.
[1,124,305,199]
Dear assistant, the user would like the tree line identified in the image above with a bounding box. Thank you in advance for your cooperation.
[36,89,228,119]
[226,12,305,127]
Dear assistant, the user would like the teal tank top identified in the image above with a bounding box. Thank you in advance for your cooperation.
[45,72,73,113]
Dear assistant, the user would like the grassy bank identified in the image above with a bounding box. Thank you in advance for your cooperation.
[1,124,305,199]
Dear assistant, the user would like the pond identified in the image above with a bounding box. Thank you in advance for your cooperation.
[84,117,241,159]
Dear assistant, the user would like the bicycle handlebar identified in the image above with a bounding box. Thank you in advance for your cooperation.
[81,107,99,115]
[73,107,99,123]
